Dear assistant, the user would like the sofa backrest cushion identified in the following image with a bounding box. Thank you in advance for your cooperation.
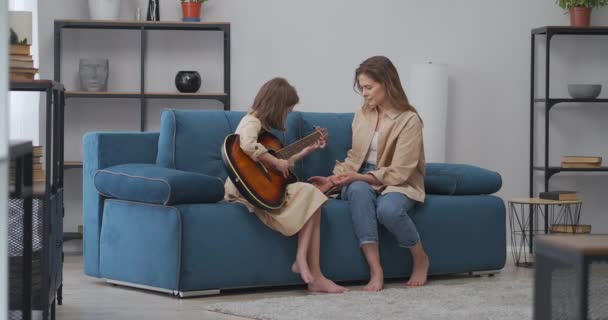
[157,109,298,180]
[295,112,354,179]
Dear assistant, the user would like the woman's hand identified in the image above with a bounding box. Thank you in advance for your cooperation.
[334,172,363,186]
[307,175,335,194]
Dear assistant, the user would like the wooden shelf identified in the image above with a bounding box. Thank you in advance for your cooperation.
[66,91,140,99]
[534,98,608,105]
[64,161,83,169]
[65,91,228,100]
[55,19,229,31]
[533,166,608,177]
[532,26,608,35]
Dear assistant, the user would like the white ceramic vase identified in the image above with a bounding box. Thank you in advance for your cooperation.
[88,0,121,20]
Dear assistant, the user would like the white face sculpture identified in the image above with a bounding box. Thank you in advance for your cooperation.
[79,59,109,92]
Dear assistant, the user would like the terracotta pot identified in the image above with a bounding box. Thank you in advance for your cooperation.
[182,2,202,19]
[569,7,591,27]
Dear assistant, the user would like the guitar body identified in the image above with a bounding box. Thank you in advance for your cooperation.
[222,132,298,210]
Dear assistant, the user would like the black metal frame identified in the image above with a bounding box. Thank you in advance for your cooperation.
[8,140,33,320]
[534,235,608,320]
[53,20,231,136]
[9,80,66,320]
[530,26,608,195]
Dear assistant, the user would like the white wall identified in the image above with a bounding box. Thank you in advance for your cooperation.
[38,0,608,235]
[1,0,10,317]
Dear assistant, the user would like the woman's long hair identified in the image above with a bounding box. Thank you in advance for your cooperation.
[354,56,419,115]
[250,77,299,131]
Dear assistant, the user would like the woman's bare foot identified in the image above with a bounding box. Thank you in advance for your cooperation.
[308,276,348,293]
[406,253,429,287]
[291,261,314,284]
[363,269,384,292]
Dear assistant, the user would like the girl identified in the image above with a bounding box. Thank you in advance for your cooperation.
[309,56,430,291]
[224,77,347,294]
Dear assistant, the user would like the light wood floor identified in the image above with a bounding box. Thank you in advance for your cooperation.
[55,244,532,320]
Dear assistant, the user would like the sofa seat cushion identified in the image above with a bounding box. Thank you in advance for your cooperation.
[94,164,224,205]
[424,163,502,195]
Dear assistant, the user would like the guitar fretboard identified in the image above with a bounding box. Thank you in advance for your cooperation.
[276,130,325,160]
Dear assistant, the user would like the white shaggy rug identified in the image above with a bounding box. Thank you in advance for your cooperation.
[206,277,533,320]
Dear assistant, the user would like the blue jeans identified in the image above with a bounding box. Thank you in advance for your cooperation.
[341,163,420,248]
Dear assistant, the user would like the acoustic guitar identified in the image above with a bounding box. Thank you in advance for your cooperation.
[221,128,328,210]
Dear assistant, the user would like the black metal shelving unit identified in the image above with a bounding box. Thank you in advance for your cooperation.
[9,79,65,320]
[530,26,608,196]
[8,140,33,320]
[53,20,231,170]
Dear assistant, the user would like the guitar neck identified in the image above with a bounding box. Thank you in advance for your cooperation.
[276,130,323,159]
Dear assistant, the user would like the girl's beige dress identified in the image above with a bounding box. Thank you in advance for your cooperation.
[224,114,327,236]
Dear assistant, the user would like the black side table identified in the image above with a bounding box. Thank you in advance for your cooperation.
[8,140,34,320]
[508,198,582,267]
[534,235,608,320]
[9,80,65,320]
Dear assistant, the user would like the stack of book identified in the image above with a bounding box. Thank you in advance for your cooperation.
[9,44,37,81]
[9,146,45,184]
[539,190,578,201]
[561,156,602,169]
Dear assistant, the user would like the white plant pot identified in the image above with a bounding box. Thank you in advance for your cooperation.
[88,0,121,20]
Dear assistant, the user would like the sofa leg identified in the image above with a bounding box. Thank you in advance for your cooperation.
[177,289,221,298]
[468,270,501,277]
[106,279,177,296]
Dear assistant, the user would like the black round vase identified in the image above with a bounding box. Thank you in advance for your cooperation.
[175,71,201,93]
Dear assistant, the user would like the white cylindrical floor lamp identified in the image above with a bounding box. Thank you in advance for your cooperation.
[407,62,448,163]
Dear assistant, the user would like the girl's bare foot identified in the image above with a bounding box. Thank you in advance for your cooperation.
[406,253,429,287]
[291,261,314,284]
[308,276,348,293]
[363,269,384,292]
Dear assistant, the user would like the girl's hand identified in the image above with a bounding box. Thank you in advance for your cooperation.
[334,172,361,186]
[272,158,290,178]
[292,135,327,162]
[307,176,334,193]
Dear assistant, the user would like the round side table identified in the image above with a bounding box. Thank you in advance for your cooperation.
[507,198,582,267]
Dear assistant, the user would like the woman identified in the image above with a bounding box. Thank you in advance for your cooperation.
[224,77,347,293]
[309,56,429,291]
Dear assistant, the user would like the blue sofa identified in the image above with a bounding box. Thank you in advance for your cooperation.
[82,109,506,297]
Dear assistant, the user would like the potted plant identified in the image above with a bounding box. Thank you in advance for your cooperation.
[556,0,608,27]
[181,0,208,22]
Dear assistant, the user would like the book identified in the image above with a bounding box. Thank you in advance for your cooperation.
[550,224,591,234]
[10,67,38,74]
[10,54,33,61]
[539,190,578,201]
[561,156,602,164]
[10,59,34,69]
[561,162,602,168]
[10,44,30,55]
[10,72,35,81]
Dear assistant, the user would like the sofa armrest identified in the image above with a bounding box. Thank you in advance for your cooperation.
[94,164,224,205]
[82,132,160,277]
[424,163,502,195]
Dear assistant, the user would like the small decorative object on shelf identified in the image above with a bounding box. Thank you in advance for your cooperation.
[79,58,109,92]
[567,84,602,99]
[147,0,160,21]
[181,0,208,22]
[555,0,608,27]
[88,0,121,20]
[175,71,202,93]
